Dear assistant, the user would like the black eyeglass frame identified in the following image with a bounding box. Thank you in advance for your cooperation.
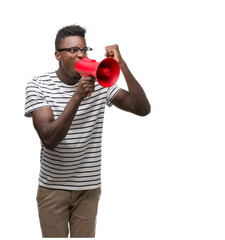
[57,47,93,54]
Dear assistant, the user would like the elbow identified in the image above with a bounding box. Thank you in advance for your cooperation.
[135,103,151,117]
[34,124,60,150]
[45,144,57,150]
[42,138,58,150]
[146,103,151,115]
[43,142,56,150]
[142,104,151,116]
[132,95,151,117]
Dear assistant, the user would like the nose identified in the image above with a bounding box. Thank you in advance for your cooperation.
[77,50,86,59]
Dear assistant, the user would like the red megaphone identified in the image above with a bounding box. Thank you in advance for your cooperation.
[75,57,120,87]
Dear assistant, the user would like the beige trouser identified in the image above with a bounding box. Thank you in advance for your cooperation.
[36,186,101,238]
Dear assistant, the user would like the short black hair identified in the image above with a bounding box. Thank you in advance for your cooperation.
[55,25,86,51]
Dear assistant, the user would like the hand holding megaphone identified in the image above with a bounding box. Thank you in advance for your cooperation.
[75,57,120,88]
[76,76,95,99]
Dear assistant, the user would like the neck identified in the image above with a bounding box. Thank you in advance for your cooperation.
[56,66,81,86]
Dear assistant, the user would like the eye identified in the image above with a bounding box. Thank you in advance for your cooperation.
[71,47,80,53]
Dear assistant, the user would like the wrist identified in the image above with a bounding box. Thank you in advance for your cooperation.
[73,92,83,102]
[119,59,127,69]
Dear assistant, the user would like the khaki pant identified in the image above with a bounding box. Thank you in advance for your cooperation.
[36,186,101,238]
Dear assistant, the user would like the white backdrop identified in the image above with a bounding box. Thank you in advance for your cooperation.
[0,0,224,239]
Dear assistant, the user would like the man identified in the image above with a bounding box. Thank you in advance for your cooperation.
[24,25,150,238]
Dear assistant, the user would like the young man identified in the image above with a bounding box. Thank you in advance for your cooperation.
[25,25,150,238]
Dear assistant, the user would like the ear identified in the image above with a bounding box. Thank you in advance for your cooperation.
[55,51,61,61]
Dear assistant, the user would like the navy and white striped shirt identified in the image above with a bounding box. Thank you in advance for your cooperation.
[25,72,121,191]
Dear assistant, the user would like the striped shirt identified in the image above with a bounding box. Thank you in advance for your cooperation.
[24,72,121,191]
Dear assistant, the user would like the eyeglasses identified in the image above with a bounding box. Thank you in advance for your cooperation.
[57,47,93,54]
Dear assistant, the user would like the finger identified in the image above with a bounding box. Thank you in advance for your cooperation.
[81,77,96,83]
[105,50,114,57]
[82,80,95,89]
[105,44,118,50]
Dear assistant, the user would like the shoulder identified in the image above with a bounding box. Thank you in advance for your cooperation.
[26,72,56,88]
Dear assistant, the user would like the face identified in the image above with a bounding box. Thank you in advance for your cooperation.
[55,36,87,79]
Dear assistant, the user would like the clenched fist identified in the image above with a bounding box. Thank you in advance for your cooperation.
[105,44,126,67]
[75,77,95,100]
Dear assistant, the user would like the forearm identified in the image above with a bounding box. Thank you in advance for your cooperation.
[42,94,82,149]
[120,61,151,116]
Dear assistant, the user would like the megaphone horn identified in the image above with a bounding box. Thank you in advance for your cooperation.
[75,57,120,88]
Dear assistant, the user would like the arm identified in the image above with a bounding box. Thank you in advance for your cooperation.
[105,45,151,116]
[32,77,95,150]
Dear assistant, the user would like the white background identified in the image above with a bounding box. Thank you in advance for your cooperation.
[0,0,225,239]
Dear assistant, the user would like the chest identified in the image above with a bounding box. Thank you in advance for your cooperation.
[41,84,107,120]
